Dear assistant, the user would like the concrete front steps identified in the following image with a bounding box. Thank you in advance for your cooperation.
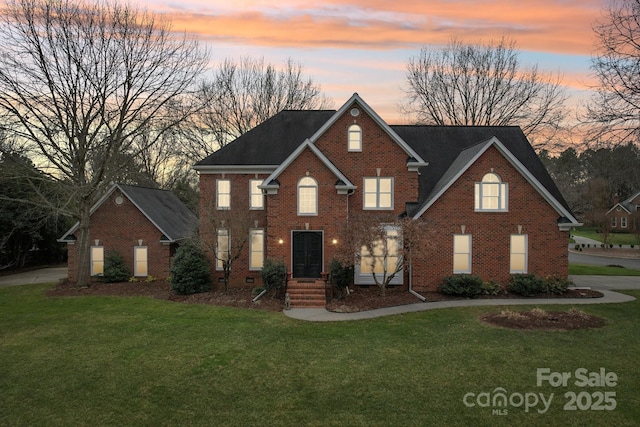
[287,279,327,308]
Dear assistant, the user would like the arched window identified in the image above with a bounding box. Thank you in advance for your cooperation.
[348,124,362,151]
[298,176,318,215]
[475,172,507,211]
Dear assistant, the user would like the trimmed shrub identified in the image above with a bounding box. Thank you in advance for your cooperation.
[169,243,211,295]
[481,280,502,296]
[102,251,130,283]
[439,275,483,298]
[508,274,545,297]
[260,258,287,293]
[544,276,572,295]
[329,259,353,290]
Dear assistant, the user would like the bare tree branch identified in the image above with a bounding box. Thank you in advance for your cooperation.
[402,37,568,150]
[0,0,209,285]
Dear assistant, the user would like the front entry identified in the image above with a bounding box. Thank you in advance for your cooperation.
[292,231,323,278]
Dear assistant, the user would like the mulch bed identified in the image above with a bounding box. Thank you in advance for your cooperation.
[47,280,603,315]
[480,309,607,330]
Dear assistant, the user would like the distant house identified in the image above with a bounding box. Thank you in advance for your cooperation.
[59,184,197,282]
[193,93,580,305]
[606,192,640,231]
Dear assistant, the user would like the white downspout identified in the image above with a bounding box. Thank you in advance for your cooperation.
[408,248,426,302]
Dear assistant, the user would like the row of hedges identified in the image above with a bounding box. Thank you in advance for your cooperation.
[438,274,573,298]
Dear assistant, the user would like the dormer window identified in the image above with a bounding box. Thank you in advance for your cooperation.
[348,124,362,151]
[475,172,507,212]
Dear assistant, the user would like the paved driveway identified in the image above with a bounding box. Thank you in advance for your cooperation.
[0,267,67,288]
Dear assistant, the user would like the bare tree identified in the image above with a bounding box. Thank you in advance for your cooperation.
[183,57,333,159]
[403,37,567,149]
[199,204,262,292]
[0,0,209,286]
[586,0,640,146]
[334,214,432,297]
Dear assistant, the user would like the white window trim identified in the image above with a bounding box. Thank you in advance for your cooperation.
[510,234,528,274]
[134,246,148,277]
[249,228,264,271]
[355,225,403,285]
[611,217,617,227]
[216,228,230,271]
[249,179,264,210]
[217,179,231,210]
[453,234,472,274]
[348,124,362,152]
[475,173,508,212]
[363,177,394,210]
[297,176,318,216]
[621,217,628,228]
[90,246,104,276]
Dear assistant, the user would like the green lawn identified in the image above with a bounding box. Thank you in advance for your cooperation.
[572,227,639,246]
[570,264,640,276]
[1,283,639,426]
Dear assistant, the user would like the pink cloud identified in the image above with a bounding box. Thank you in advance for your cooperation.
[155,0,602,56]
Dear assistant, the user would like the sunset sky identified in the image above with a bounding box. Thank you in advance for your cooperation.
[137,0,607,123]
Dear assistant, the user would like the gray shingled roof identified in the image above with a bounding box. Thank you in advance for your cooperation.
[391,125,570,212]
[195,110,336,166]
[59,184,197,242]
[193,112,570,215]
[117,185,197,241]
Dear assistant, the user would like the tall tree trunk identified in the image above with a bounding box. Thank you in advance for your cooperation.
[76,199,91,288]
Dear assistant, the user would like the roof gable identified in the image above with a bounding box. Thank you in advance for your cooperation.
[410,136,579,225]
[308,93,428,168]
[59,184,197,243]
[260,140,355,193]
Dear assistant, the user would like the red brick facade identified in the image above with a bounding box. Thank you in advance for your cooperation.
[412,145,569,291]
[65,189,176,283]
[607,193,640,231]
[198,98,573,291]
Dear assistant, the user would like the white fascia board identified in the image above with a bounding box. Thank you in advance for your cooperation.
[490,140,580,224]
[606,204,630,215]
[193,165,278,174]
[58,183,120,240]
[412,137,580,225]
[308,93,428,167]
[117,185,177,243]
[412,140,494,219]
[261,139,355,191]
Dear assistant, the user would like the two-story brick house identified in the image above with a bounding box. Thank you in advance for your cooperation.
[194,93,580,302]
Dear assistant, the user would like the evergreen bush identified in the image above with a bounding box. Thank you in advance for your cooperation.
[169,243,211,295]
[329,259,353,290]
[438,275,483,298]
[260,258,287,293]
[508,274,546,296]
[102,251,130,283]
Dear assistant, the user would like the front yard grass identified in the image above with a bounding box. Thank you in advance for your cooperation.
[569,264,640,276]
[572,227,639,246]
[1,283,639,426]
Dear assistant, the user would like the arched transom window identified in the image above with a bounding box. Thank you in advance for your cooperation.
[475,172,507,211]
[298,176,318,215]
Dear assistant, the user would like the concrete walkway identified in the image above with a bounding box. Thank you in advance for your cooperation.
[284,275,640,322]
[1,266,638,322]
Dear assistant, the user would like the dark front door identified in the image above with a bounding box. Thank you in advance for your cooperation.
[292,231,323,278]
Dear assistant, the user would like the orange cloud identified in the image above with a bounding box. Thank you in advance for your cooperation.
[152,0,602,56]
